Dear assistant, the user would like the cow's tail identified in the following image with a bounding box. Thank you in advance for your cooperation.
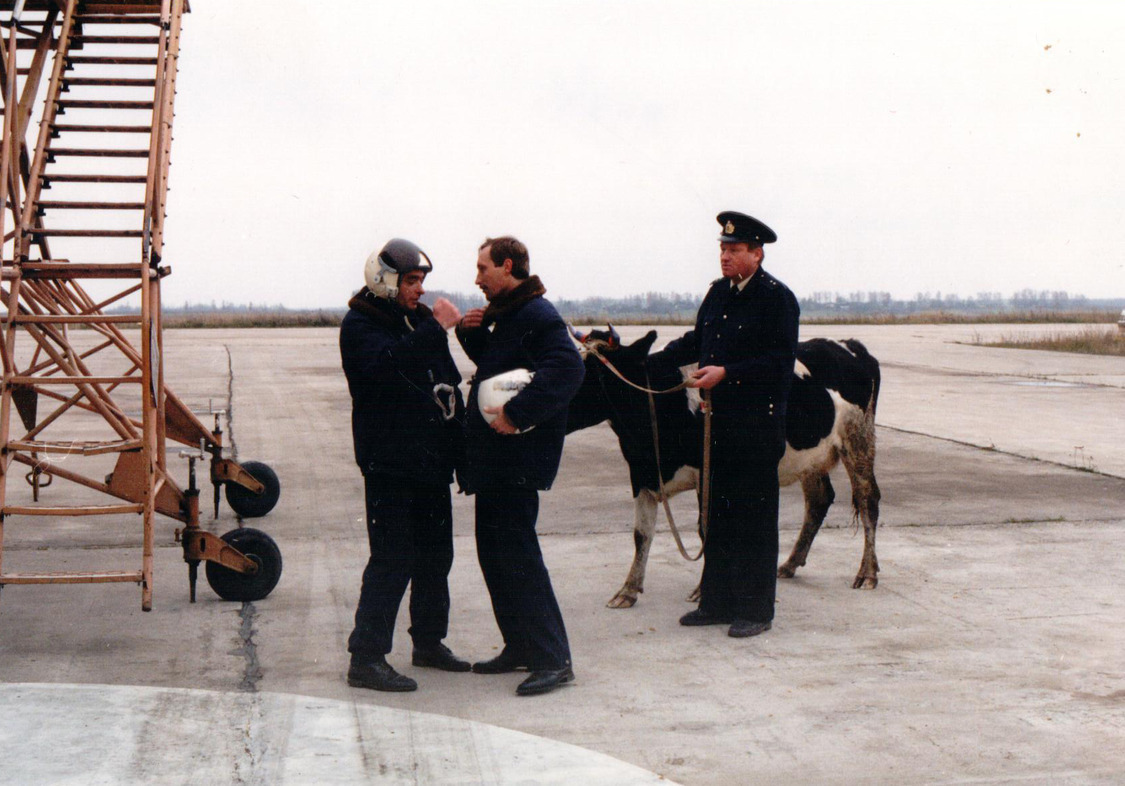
[842,338,880,417]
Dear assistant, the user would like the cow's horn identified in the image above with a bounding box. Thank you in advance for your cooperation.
[567,323,587,343]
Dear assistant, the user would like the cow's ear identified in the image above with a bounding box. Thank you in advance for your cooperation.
[635,330,658,355]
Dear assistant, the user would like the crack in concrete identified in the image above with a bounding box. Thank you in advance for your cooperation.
[224,344,239,464]
[237,601,262,692]
[224,342,262,692]
[223,343,268,779]
[879,423,1125,480]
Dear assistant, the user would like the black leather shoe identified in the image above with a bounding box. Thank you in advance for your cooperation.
[347,656,418,692]
[472,649,529,674]
[679,608,733,627]
[728,620,772,638]
[412,643,471,672]
[516,666,575,696]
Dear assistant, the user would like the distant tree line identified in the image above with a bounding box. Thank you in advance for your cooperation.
[796,289,1123,318]
[130,289,1123,327]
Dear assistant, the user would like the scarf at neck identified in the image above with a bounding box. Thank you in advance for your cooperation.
[481,275,546,327]
[348,287,433,330]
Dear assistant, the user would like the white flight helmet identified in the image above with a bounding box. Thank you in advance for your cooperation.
[478,368,536,433]
[364,238,433,300]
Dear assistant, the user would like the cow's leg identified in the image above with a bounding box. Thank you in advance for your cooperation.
[607,490,659,608]
[840,422,881,589]
[778,472,835,579]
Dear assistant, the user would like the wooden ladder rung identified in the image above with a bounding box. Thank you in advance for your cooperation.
[6,438,145,455]
[13,262,149,280]
[49,148,149,158]
[40,174,147,183]
[56,99,154,110]
[28,229,143,237]
[75,15,162,26]
[66,56,159,66]
[51,124,152,134]
[3,503,145,516]
[62,78,156,87]
[9,312,144,324]
[38,200,145,210]
[70,35,160,45]
[0,571,143,585]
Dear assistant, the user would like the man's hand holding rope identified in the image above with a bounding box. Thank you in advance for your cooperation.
[690,365,726,390]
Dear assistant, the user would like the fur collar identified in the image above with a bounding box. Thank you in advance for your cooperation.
[348,287,433,330]
[482,275,546,326]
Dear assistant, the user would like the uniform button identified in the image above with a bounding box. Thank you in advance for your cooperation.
[723,315,727,319]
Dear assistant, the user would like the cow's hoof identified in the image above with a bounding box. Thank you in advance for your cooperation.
[606,592,638,609]
[852,575,878,589]
[778,563,797,579]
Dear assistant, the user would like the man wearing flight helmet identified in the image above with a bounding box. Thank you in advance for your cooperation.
[340,238,470,692]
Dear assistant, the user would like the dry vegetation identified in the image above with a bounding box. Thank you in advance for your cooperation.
[972,326,1125,357]
[803,309,1121,326]
[162,310,343,329]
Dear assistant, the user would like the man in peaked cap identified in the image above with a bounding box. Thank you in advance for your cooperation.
[648,211,800,639]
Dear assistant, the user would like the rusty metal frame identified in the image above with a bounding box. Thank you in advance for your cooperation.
[0,0,260,611]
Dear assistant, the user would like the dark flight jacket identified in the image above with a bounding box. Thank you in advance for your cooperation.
[456,277,585,492]
[340,289,464,484]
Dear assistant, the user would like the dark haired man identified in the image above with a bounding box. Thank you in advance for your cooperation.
[456,236,585,696]
[340,238,471,692]
[648,212,800,639]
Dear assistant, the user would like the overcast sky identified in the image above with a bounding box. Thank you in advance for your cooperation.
[158,1,1124,308]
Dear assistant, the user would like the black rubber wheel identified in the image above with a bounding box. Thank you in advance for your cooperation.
[205,527,283,602]
[225,460,280,518]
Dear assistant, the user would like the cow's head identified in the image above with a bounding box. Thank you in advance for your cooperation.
[569,323,622,355]
[566,325,660,434]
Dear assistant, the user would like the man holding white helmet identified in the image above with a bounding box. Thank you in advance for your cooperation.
[456,236,585,696]
[340,238,470,692]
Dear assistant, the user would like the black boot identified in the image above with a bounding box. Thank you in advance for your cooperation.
[728,620,772,638]
[412,643,471,672]
[347,655,417,692]
[679,608,733,626]
[471,648,529,674]
[516,666,575,696]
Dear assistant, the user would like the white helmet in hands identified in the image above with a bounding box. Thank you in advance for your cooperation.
[478,368,535,433]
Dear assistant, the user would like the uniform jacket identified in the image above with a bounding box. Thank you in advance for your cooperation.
[455,276,585,492]
[650,267,800,428]
[340,288,465,484]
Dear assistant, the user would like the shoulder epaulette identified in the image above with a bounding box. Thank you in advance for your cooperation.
[758,269,780,289]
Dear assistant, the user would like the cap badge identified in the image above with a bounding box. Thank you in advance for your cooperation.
[724,221,735,234]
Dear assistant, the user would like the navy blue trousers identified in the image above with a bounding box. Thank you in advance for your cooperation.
[348,474,453,657]
[698,413,783,623]
[475,488,571,671]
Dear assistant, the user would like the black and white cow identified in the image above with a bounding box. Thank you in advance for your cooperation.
[566,327,881,608]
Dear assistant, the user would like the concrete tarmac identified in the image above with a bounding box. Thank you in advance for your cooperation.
[1,323,1123,784]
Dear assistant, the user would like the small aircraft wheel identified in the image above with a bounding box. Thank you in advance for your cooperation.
[225,460,280,518]
[205,527,283,602]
